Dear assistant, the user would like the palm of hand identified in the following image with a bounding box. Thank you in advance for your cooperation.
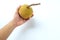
[13,6,27,26]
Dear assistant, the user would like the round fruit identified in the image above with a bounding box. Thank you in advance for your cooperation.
[18,4,33,19]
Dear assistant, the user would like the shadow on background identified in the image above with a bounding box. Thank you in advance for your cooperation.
[15,18,37,40]
[15,17,42,40]
[21,18,36,32]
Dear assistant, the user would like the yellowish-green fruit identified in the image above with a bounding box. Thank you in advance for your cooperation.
[18,4,33,19]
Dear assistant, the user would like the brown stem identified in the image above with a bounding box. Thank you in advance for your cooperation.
[27,3,40,8]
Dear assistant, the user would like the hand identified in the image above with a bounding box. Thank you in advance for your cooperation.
[12,6,28,27]
[12,6,33,27]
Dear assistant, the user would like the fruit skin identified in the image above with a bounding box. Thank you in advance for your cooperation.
[18,4,33,19]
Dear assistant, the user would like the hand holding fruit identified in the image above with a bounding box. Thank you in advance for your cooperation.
[13,3,40,26]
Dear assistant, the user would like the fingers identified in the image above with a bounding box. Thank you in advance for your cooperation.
[15,6,21,17]
[16,6,21,14]
[17,6,21,12]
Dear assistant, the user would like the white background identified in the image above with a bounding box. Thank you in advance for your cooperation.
[0,0,60,40]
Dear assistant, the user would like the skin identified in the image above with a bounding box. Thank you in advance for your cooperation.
[0,6,32,40]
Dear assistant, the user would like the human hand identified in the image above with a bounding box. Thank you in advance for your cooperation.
[12,6,33,27]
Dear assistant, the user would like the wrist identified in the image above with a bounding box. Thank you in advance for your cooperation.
[10,20,17,28]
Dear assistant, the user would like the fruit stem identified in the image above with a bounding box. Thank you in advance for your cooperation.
[27,3,40,8]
